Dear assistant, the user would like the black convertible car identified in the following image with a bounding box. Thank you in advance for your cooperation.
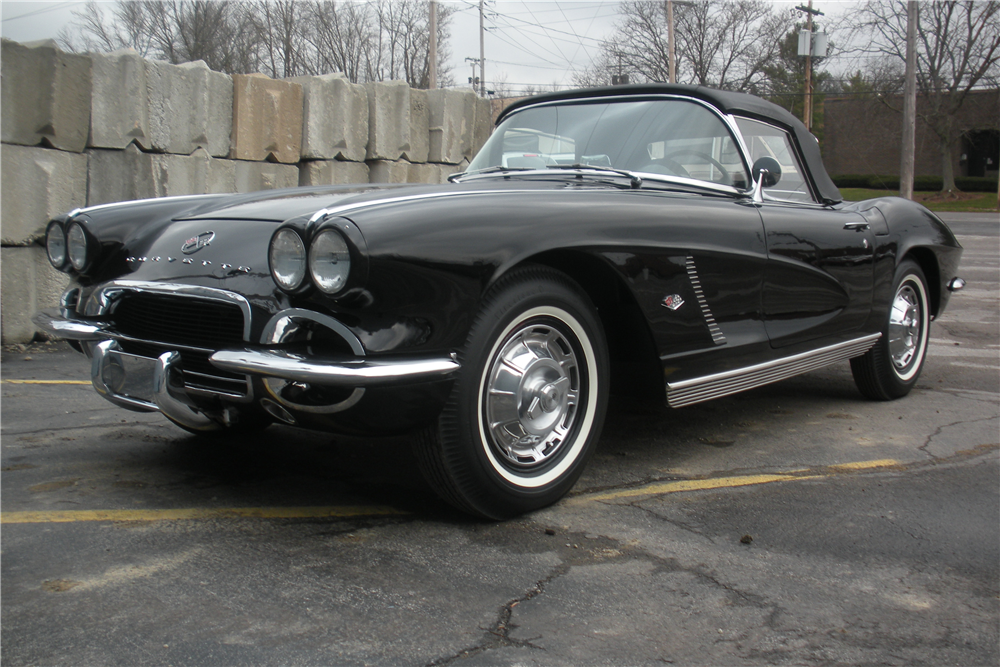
[35,84,964,519]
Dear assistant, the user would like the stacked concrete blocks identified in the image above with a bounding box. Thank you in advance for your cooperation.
[1,144,88,245]
[87,145,239,207]
[1,39,92,153]
[231,73,303,164]
[1,38,495,342]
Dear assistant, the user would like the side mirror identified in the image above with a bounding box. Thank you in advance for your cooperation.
[751,157,782,188]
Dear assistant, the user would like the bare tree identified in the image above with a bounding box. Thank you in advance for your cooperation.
[58,0,454,87]
[575,0,788,93]
[848,0,1000,191]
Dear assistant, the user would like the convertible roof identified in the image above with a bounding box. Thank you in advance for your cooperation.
[497,83,842,204]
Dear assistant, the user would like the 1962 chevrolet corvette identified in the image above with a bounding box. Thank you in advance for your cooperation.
[35,84,964,518]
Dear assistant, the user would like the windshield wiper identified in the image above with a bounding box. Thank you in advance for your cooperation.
[546,164,642,189]
[449,166,537,182]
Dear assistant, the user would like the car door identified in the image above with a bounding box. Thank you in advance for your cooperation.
[736,118,875,348]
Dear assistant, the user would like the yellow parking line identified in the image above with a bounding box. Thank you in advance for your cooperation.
[1,459,904,523]
[828,459,899,471]
[570,459,900,505]
[1,506,409,524]
[2,380,90,385]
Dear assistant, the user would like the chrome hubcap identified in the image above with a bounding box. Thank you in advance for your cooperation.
[484,323,580,468]
[888,284,921,371]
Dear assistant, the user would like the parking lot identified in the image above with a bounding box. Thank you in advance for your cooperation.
[2,212,997,666]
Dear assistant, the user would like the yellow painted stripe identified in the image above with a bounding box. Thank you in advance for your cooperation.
[2,380,90,385]
[571,459,900,504]
[828,459,899,471]
[1,506,409,524]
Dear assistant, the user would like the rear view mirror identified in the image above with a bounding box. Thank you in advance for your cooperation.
[752,157,782,188]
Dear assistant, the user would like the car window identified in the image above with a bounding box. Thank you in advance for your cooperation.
[735,117,815,203]
[471,99,750,190]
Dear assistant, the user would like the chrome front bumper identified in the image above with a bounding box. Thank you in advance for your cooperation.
[33,307,461,428]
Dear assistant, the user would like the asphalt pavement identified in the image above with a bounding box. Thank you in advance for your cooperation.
[2,211,997,666]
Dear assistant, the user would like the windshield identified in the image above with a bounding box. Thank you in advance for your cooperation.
[468,99,750,189]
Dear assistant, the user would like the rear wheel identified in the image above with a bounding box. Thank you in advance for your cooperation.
[851,259,930,400]
[415,266,609,519]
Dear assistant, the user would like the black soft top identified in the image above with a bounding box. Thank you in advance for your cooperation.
[497,83,842,204]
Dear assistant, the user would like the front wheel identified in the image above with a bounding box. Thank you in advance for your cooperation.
[851,259,931,400]
[415,266,609,519]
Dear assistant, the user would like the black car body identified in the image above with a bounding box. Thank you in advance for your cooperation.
[36,84,964,518]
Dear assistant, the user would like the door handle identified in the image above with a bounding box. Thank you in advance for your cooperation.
[843,222,870,231]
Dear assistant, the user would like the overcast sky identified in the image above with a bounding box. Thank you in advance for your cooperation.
[1,0,856,94]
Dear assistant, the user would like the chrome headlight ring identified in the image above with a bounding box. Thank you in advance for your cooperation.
[308,229,352,294]
[45,221,68,270]
[269,227,308,292]
[66,221,92,271]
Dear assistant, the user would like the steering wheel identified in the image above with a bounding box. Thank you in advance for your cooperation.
[663,150,730,183]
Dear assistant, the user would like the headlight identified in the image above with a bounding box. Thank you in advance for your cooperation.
[269,228,307,291]
[308,229,351,294]
[66,222,90,271]
[45,222,67,269]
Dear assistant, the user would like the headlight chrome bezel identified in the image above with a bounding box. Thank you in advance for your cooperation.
[269,227,308,293]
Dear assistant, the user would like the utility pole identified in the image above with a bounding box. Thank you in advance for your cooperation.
[429,1,437,89]
[666,0,676,83]
[796,2,824,131]
[479,0,486,97]
[900,0,918,200]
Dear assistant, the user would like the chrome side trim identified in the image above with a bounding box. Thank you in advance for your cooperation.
[209,349,460,386]
[84,280,253,341]
[666,333,881,408]
[686,256,726,345]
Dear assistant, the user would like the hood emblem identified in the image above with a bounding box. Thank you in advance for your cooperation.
[182,231,215,255]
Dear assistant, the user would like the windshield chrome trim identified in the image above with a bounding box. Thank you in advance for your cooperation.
[455,168,741,196]
[460,93,755,196]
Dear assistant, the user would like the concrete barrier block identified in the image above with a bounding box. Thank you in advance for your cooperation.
[368,160,412,184]
[156,149,236,196]
[89,49,150,150]
[473,96,493,158]
[235,161,299,193]
[405,89,429,163]
[1,246,70,344]
[427,89,476,165]
[299,160,370,186]
[291,74,368,162]
[1,39,92,153]
[1,145,88,246]
[146,59,233,157]
[87,145,158,206]
[365,81,411,161]
[231,74,303,164]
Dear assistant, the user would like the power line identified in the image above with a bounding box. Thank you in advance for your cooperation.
[2,2,80,23]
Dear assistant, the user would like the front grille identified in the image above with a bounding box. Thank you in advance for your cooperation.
[110,292,249,398]
[111,293,245,348]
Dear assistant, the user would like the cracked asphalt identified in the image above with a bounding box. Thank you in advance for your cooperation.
[3,212,998,666]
